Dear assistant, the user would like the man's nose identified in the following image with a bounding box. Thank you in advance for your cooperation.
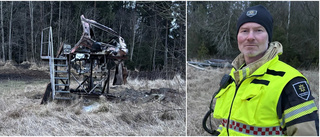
[246,31,255,41]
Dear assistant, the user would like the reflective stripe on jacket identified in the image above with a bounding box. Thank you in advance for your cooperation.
[213,55,308,136]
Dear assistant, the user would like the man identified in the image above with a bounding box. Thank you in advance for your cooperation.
[212,5,319,136]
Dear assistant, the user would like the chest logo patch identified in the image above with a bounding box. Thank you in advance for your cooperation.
[292,81,310,100]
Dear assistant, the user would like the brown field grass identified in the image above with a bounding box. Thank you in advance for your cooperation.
[0,74,186,136]
[187,66,319,136]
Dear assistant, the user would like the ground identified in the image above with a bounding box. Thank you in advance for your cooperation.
[0,61,186,136]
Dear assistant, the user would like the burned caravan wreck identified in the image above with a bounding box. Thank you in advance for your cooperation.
[40,15,128,104]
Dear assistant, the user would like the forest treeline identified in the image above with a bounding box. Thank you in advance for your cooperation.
[187,1,319,69]
[0,1,185,76]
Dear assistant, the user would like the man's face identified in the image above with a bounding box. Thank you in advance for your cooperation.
[237,22,269,59]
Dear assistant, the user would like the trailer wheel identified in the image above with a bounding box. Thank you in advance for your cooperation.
[40,82,53,104]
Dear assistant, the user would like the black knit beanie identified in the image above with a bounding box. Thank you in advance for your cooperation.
[237,5,273,42]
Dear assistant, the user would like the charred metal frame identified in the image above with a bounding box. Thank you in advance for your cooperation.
[40,15,128,103]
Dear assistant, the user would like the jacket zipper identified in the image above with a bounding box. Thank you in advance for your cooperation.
[226,84,239,136]
[225,75,262,135]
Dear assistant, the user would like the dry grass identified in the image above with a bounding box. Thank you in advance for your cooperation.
[1,61,17,70]
[300,69,319,108]
[0,75,186,136]
[187,66,319,136]
[187,67,228,136]
[124,74,185,92]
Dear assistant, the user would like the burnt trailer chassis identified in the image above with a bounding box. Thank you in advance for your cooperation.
[40,15,128,104]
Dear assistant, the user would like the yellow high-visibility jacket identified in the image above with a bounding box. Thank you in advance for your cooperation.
[213,55,318,136]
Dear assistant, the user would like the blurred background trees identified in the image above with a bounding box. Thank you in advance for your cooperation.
[187,1,319,69]
[0,1,185,77]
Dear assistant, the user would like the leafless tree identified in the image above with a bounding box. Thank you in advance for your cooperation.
[0,1,4,62]
[29,1,34,62]
[8,1,13,61]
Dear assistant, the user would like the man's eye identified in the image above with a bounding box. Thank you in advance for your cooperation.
[241,30,247,33]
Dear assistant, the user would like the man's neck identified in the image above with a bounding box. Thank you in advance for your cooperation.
[244,52,266,65]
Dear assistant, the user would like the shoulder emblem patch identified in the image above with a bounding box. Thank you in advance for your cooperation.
[292,81,310,100]
[246,10,257,17]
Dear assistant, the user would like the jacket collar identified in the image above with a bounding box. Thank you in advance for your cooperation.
[231,41,283,85]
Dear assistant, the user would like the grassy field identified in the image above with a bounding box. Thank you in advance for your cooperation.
[187,66,319,136]
[0,74,186,136]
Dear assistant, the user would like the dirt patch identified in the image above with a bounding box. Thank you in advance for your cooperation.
[0,61,49,81]
[0,69,49,81]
